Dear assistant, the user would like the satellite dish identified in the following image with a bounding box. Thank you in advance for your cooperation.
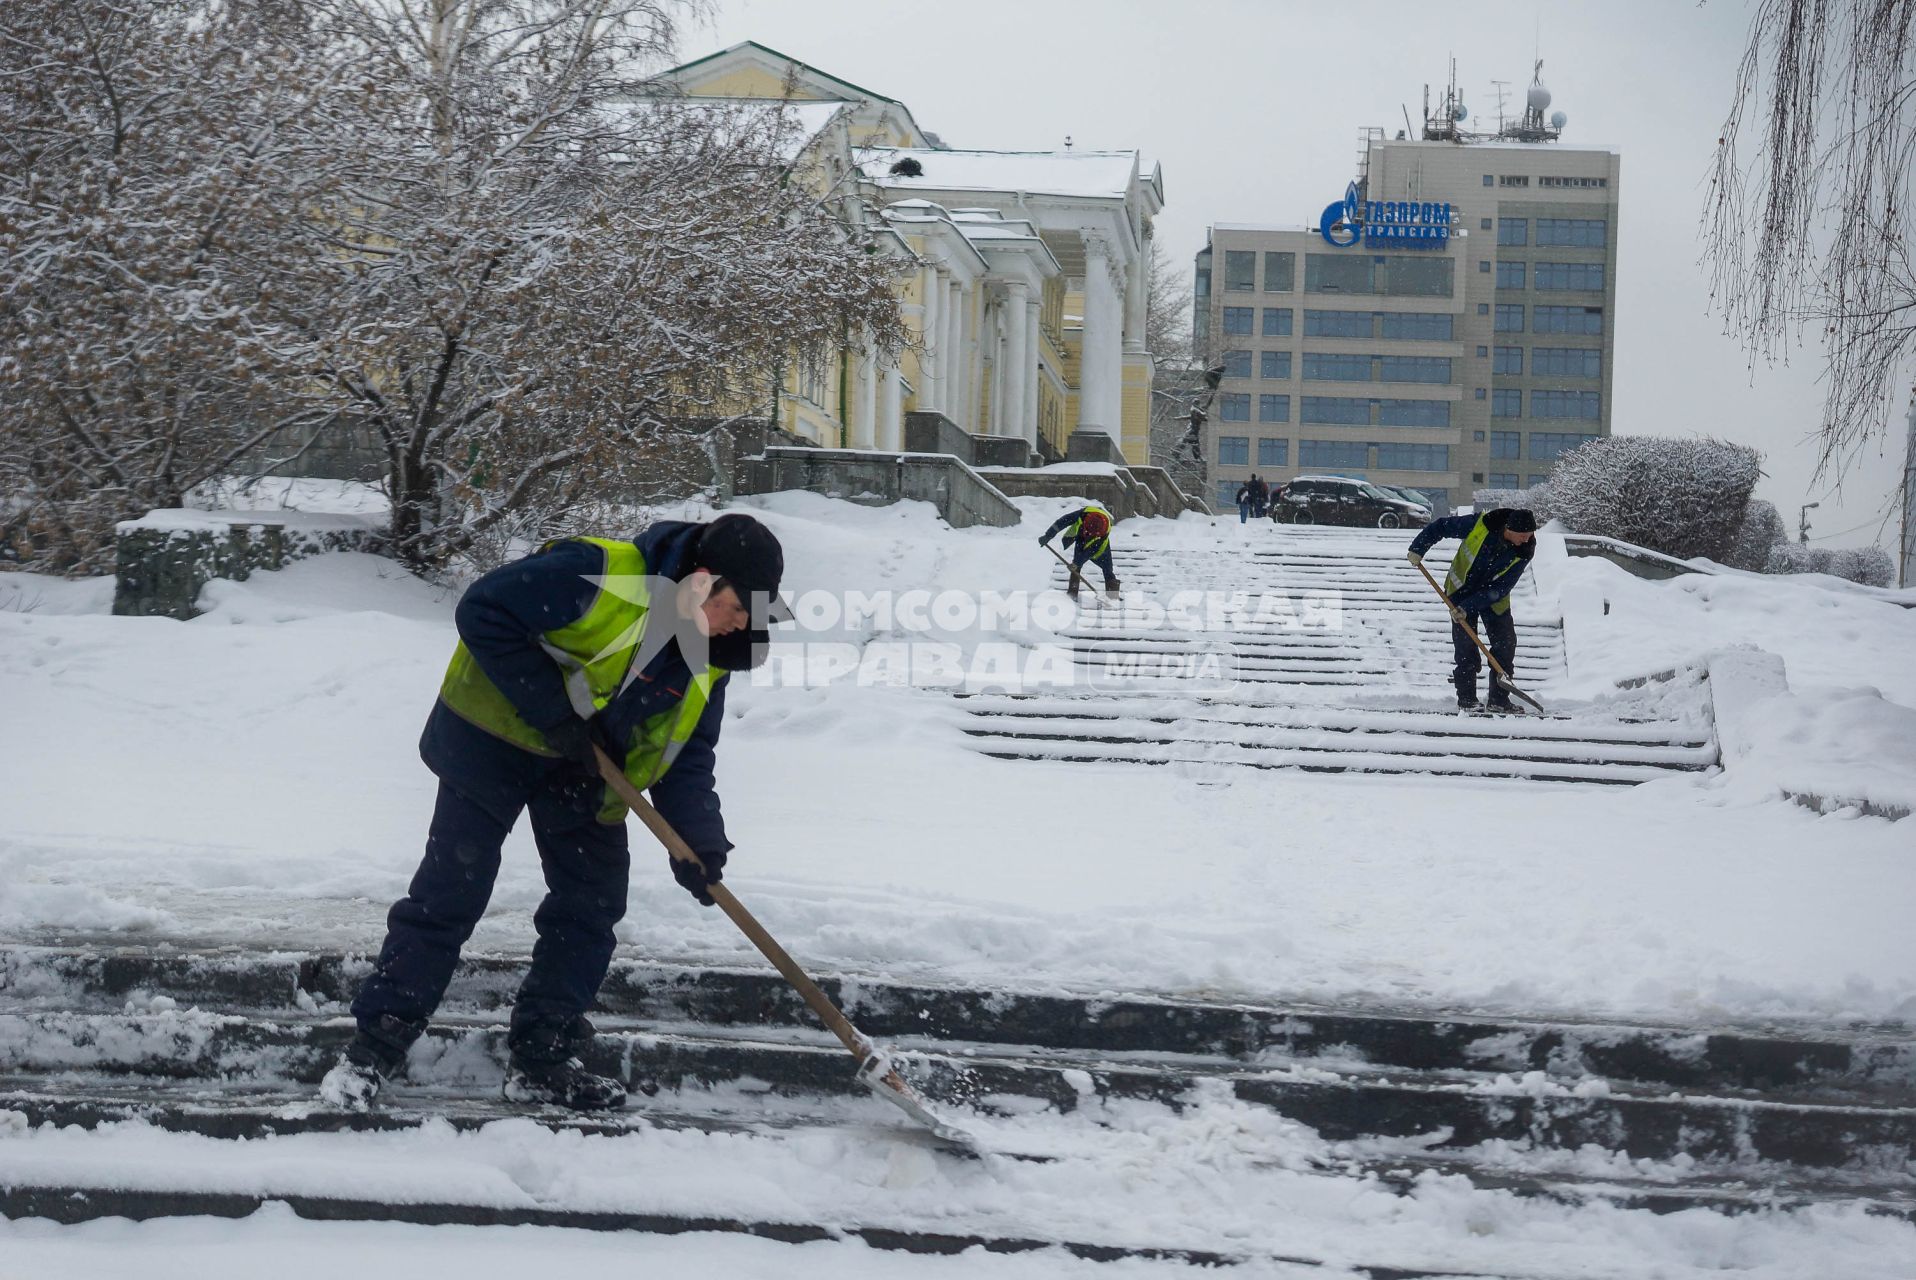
[1453,103,1468,122]
[1527,82,1552,111]
[1550,110,1568,130]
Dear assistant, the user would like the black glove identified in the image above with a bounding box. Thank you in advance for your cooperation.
[540,716,602,769]
[1037,535,1050,546]
[669,848,727,907]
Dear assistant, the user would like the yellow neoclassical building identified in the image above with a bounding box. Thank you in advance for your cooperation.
[650,41,1164,465]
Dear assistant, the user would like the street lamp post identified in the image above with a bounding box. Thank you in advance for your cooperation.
[1798,501,1820,544]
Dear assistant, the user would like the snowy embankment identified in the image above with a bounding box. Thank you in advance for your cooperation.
[2,494,1914,1027]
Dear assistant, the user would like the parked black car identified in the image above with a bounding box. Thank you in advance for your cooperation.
[1273,476,1432,529]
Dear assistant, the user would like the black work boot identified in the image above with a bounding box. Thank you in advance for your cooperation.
[319,1028,407,1112]
[503,1056,627,1111]
[1454,673,1479,710]
[1104,578,1121,599]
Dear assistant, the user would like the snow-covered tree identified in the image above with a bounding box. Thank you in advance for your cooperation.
[1545,437,1764,562]
[1766,541,1895,586]
[0,0,353,572]
[272,0,907,569]
[1722,498,1788,571]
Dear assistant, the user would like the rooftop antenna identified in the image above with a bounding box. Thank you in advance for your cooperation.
[1063,134,1073,151]
[1489,80,1510,131]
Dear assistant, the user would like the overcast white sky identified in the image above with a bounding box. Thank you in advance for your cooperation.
[692,0,1905,552]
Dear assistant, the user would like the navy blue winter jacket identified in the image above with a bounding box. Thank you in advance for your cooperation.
[1408,510,1535,615]
[420,521,731,856]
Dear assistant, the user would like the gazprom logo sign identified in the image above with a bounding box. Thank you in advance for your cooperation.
[1319,182,1452,249]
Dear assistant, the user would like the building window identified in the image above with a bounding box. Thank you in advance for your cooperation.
[1472,430,1487,442]
[1474,387,1487,399]
[1492,388,1522,418]
[1304,309,1373,338]
[1532,347,1601,377]
[1260,350,1292,379]
[1528,474,1551,485]
[1533,305,1604,334]
[1221,349,1253,379]
[1225,250,1257,292]
[1476,345,1489,357]
[1479,260,1491,273]
[1378,399,1450,427]
[1384,255,1454,298]
[1539,175,1609,188]
[1498,174,1530,187]
[1219,393,1252,422]
[1375,442,1450,471]
[1263,251,1295,292]
[1482,175,1494,187]
[1534,262,1605,291]
[1258,436,1290,465]
[1488,472,1521,488]
[1378,356,1452,384]
[1305,254,1375,295]
[1536,218,1608,247]
[1479,217,1492,229]
[1379,312,1453,340]
[1530,390,1602,419]
[1217,479,1243,506]
[1218,434,1250,464]
[1303,353,1372,382]
[1497,218,1528,246]
[1300,396,1372,425]
[1262,307,1294,337]
[1494,303,1525,332]
[1258,394,1291,423]
[1477,303,1490,314]
[1299,439,1370,468]
[1493,345,1523,375]
[1222,306,1253,335]
[1490,430,1522,459]
[1496,261,1526,290]
[1530,431,1600,460]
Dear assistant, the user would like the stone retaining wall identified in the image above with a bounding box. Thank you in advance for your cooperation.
[113,511,387,620]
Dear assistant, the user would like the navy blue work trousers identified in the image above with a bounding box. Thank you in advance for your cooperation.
[1072,545,1117,586]
[351,773,629,1064]
[1450,604,1517,695]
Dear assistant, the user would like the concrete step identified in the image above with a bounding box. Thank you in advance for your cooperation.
[5,1010,1913,1169]
[4,1079,1910,1231]
[968,736,1700,785]
[15,947,1885,1098]
[959,719,1715,771]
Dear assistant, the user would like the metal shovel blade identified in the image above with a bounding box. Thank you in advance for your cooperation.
[857,1052,978,1150]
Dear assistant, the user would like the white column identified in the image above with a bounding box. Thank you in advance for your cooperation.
[1125,223,1151,353]
[1003,280,1030,443]
[1025,295,1043,450]
[918,265,941,414]
[852,330,878,450]
[1079,234,1123,439]
[945,277,965,429]
[880,360,904,451]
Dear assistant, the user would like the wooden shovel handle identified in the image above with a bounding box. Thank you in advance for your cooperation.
[1414,559,1510,680]
[590,746,875,1064]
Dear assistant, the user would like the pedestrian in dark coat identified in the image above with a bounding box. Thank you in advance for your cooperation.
[1407,508,1537,709]
[1234,483,1252,523]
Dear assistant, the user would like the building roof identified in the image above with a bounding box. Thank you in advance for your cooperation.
[664,40,904,106]
[860,147,1139,201]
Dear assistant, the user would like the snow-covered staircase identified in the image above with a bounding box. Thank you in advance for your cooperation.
[969,524,1716,785]
[3,941,1913,1263]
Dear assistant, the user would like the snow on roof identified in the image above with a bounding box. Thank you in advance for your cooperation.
[860,147,1137,200]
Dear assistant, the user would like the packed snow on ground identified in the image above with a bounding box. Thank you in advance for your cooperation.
[4,491,1916,1276]
[3,494,1912,1025]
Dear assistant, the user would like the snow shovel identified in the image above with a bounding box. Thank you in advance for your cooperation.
[590,745,977,1149]
[1044,542,1111,609]
[1411,560,1546,714]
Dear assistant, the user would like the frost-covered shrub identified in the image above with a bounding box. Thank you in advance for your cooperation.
[1764,542,1896,586]
[1722,499,1788,571]
[1546,437,1764,561]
